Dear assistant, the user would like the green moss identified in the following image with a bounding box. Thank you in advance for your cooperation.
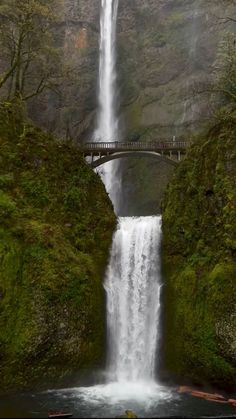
[0,101,116,393]
[0,190,16,218]
[162,111,236,389]
[128,101,142,128]
[0,173,14,188]
[166,11,185,28]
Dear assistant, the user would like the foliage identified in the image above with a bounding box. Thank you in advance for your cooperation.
[215,33,236,103]
[0,101,116,393]
[162,111,236,389]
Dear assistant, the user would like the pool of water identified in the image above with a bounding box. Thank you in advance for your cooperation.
[1,380,236,418]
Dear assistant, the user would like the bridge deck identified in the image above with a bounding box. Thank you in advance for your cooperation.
[81,141,189,153]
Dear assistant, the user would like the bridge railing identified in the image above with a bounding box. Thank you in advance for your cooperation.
[81,141,189,150]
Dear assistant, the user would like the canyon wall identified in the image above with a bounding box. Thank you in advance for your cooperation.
[162,111,236,389]
[0,102,116,393]
[29,0,234,214]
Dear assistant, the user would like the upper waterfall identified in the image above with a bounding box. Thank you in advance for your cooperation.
[94,0,120,213]
[95,0,119,142]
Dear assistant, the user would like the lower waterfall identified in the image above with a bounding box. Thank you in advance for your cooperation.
[47,215,173,413]
[17,216,236,417]
[105,216,162,383]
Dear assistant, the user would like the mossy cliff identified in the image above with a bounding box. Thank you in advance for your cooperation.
[162,111,236,390]
[0,102,116,393]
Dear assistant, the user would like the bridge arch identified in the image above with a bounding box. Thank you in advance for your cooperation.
[90,151,178,168]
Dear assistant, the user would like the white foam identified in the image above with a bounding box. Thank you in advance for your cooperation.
[48,380,173,407]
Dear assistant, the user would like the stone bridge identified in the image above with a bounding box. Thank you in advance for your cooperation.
[81,141,190,168]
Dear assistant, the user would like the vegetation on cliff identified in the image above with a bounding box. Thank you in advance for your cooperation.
[162,110,236,389]
[0,101,116,393]
[0,0,68,102]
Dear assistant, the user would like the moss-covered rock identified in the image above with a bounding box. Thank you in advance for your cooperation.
[162,110,236,390]
[116,410,138,418]
[0,102,116,393]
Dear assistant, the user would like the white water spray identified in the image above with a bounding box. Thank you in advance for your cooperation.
[50,216,173,406]
[94,0,120,212]
[105,216,162,383]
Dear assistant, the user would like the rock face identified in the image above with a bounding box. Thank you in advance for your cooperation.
[116,0,234,214]
[29,0,234,214]
[32,0,234,139]
[161,111,236,390]
[0,102,116,393]
[118,0,233,137]
[29,0,100,140]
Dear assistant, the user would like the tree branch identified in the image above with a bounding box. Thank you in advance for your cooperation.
[0,60,18,89]
[194,87,236,102]
[22,76,46,100]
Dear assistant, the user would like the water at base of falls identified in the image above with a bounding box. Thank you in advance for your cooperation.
[4,382,236,419]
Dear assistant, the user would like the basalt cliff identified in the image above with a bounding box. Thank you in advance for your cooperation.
[30,0,234,214]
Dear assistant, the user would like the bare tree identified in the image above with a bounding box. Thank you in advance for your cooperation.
[0,0,67,101]
[205,0,236,24]
[215,33,236,103]
[192,32,236,117]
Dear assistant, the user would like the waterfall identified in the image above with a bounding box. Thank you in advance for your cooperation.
[96,0,119,142]
[94,0,120,213]
[95,0,163,390]
[49,218,173,406]
[105,216,162,383]
[49,4,173,406]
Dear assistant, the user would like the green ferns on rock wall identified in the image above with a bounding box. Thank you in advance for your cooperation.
[162,111,236,390]
[0,102,116,393]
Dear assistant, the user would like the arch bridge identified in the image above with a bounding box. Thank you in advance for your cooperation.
[81,141,190,168]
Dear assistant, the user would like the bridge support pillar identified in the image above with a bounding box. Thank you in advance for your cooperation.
[178,151,181,161]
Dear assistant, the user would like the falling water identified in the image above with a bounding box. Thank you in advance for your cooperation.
[94,0,163,394]
[96,0,119,142]
[94,0,120,212]
[40,217,174,410]
[105,216,162,383]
